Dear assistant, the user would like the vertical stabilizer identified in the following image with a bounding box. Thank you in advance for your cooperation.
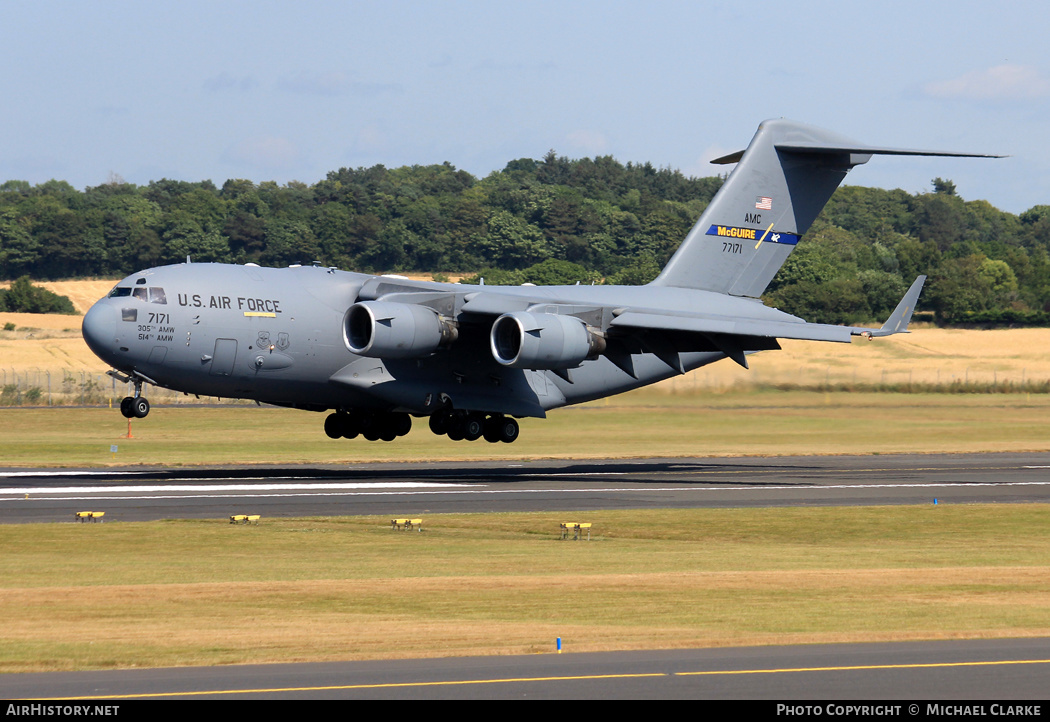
[651,119,997,297]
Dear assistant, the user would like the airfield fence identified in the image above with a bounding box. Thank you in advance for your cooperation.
[2,366,1050,408]
[0,369,255,408]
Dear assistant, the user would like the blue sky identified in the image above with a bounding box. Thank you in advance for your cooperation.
[2,1,1048,214]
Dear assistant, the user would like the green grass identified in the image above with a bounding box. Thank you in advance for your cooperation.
[3,389,1050,467]
[1,506,1048,671]
[4,391,1050,672]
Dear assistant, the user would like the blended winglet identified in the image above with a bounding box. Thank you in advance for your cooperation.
[853,275,926,338]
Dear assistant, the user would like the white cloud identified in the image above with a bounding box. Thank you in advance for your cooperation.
[564,130,609,156]
[224,136,300,171]
[203,73,256,94]
[278,71,352,97]
[682,144,738,177]
[924,64,1050,101]
[276,71,401,98]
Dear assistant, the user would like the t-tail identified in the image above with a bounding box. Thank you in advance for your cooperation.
[651,118,1000,297]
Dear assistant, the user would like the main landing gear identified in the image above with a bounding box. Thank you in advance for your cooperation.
[323,409,519,443]
[324,410,412,442]
[427,409,519,443]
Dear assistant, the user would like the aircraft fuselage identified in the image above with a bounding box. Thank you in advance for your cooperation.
[82,262,749,419]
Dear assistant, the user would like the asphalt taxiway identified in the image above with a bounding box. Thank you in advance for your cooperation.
[3,451,1050,523]
[4,638,1049,699]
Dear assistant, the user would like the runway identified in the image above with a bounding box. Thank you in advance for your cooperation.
[3,451,1050,523]
[4,452,1050,700]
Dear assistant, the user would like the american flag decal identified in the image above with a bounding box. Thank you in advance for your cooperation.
[755,196,773,210]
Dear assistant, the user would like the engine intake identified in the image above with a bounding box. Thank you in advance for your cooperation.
[490,312,605,370]
[344,301,458,359]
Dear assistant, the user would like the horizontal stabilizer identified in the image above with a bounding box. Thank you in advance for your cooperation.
[773,142,1004,160]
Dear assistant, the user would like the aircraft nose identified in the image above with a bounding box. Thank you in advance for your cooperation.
[82,302,117,361]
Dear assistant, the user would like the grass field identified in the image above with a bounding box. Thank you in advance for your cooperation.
[1,506,1048,672]
[4,281,1050,673]
[1,390,1050,466]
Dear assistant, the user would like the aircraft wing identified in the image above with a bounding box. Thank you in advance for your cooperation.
[612,275,925,341]
[606,275,926,369]
[353,274,926,373]
[609,310,853,342]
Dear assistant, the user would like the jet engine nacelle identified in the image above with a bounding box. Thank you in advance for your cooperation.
[344,301,458,359]
[490,311,606,370]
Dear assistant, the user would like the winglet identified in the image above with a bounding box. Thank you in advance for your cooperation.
[854,275,926,338]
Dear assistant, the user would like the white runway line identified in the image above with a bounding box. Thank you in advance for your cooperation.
[4,480,1050,502]
[0,481,465,496]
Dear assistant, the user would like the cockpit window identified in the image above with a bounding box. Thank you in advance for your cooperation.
[109,285,167,303]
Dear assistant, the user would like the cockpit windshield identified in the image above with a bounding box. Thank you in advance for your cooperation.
[108,286,167,304]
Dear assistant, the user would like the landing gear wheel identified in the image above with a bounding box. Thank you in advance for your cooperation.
[132,397,150,419]
[119,397,135,419]
[376,413,405,442]
[483,415,504,443]
[463,413,484,441]
[324,413,343,439]
[497,417,519,443]
[428,410,452,436]
[446,414,465,441]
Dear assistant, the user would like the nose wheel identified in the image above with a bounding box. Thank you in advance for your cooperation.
[113,372,151,419]
[120,395,150,419]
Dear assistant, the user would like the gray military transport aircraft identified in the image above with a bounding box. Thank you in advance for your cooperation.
[81,119,997,443]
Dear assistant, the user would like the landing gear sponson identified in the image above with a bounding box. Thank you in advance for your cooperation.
[324,409,519,443]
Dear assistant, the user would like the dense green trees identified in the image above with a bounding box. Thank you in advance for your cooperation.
[0,158,1047,325]
[0,276,75,314]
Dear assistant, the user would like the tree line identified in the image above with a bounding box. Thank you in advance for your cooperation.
[1,154,1049,325]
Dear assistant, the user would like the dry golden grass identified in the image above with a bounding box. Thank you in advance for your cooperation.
[5,567,1048,670]
[0,335,101,376]
[0,278,115,315]
[39,279,116,314]
[0,280,109,377]
[660,326,1050,392]
[2,506,1049,672]
[5,279,1050,390]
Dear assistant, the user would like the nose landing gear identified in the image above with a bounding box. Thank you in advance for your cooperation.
[108,370,152,419]
[119,395,150,419]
